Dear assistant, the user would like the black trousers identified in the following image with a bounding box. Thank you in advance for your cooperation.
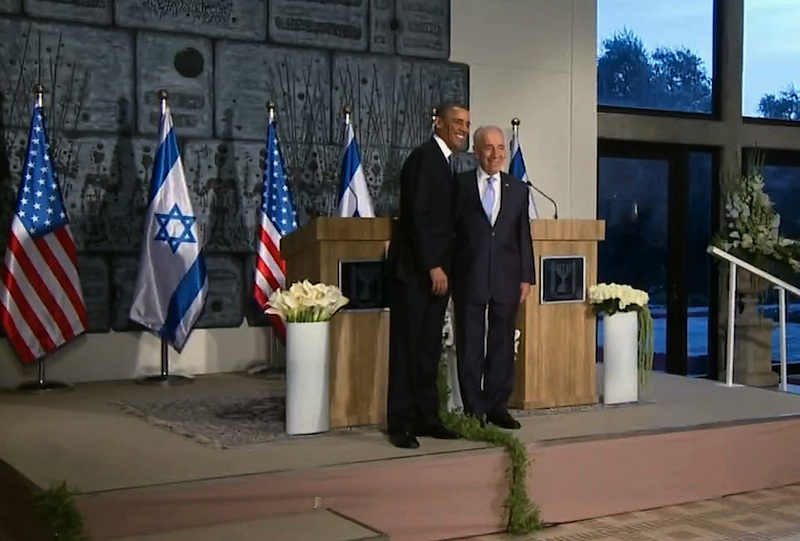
[454,299,518,419]
[386,277,449,434]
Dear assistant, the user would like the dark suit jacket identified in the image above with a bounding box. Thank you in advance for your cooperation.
[452,169,535,305]
[386,138,454,282]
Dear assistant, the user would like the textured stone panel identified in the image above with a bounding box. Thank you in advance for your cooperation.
[0,19,134,132]
[369,0,394,54]
[24,0,112,24]
[111,254,244,331]
[393,59,469,148]
[0,130,25,255]
[214,42,330,144]
[268,0,367,52]
[332,55,468,149]
[110,255,137,331]
[194,254,244,329]
[115,0,266,40]
[395,0,450,59]
[136,33,213,138]
[243,253,269,327]
[331,53,397,149]
[77,254,110,333]
[0,0,21,12]
[182,138,263,253]
[1,131,155,253]
[0,130,275,253]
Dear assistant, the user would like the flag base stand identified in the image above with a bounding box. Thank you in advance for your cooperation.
[135,339,194,387]
[16,359,73,393]
[135,374,193,386]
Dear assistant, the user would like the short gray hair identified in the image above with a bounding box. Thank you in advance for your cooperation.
[473,125,505,148]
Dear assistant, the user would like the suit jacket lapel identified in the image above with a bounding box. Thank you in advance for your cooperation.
[494,173,512,228]
[468,170,491,225]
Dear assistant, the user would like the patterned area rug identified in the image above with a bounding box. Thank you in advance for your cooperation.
[114,390,295,449]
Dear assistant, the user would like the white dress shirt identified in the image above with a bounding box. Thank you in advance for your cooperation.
[477,167,502,225]
[432,133,452,162]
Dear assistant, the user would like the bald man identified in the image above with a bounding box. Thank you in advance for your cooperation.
[451,125,535,429]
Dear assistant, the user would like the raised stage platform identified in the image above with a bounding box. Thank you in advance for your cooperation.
[3,368,800,541]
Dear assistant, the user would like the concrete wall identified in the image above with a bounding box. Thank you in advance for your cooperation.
[0,0,598,386]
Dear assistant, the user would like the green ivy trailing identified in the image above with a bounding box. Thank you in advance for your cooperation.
[437,359,541,535]
[637,305,655,387]
[34,482,89,541]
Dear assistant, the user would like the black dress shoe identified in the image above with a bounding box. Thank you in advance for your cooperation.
[417,424,460,439]
[389,430,420,449]
[487,411,521,430]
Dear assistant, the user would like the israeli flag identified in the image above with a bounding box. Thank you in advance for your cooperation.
[129,106,208,351]
[336,122,375,217]
[509,134,539,219]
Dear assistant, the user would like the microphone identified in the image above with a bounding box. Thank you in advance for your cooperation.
[525,181,559,220]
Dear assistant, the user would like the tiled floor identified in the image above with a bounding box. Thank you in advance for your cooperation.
[468,484,800,540]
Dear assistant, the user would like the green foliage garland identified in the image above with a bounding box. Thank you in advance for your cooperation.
[437,360,541,535]
[637,305,655,387]
[34,482,89,541]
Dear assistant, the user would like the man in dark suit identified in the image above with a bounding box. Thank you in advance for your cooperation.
[385,102,471,449]
[452,125,535,430]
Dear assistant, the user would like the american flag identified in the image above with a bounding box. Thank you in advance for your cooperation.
[0,105,87,364]
[253,114,297,341]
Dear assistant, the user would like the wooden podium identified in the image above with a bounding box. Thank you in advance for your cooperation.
[510,219,606,409]
[281,217,392,428]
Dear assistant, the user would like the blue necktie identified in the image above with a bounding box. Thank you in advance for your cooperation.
[482,176,496,222]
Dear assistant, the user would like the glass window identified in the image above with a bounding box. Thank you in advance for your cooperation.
[597,156,669,371]
[597,0,716,114]
[743,1,800,121]
[752,153,800,369]
[597,147,716,377]
[686,152,715,377]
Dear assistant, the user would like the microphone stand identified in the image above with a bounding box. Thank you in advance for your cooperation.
[526,181,559,220]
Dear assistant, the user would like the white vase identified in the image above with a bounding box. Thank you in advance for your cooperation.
[285,321,331,435]
[603,310,639,405]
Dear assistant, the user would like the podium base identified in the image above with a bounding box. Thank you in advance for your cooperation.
[135,374,194,387]
[16,380,73,393]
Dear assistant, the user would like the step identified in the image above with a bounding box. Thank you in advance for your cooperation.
[110,510,388,541]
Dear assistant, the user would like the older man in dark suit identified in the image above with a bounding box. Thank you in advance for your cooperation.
[452,125,535,429]
[385,102,470,449]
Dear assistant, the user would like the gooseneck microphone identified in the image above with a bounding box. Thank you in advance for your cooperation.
[525,181,559,220]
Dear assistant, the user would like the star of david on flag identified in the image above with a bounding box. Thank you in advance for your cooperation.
[129,103,207,351]
[154,203,197,253]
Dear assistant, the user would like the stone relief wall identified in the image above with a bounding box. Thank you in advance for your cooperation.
[0,0,469,335]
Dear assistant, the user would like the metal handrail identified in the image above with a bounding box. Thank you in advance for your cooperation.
[707,245,799,391]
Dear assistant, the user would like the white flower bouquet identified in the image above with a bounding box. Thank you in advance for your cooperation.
[714,151,800,282]
[588,283,649,314]
[266,280,349,323]
[588,282,655,384]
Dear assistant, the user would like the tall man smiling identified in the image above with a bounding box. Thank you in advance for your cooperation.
[385,102,470,449]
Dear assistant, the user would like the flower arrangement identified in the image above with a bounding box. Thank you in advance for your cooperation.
[266,280,349,323]
[713,151,800,283]
[588,282,655,385]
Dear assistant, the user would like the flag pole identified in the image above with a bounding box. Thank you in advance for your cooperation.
[511,117,520,139]
[16,83,73,393]
[343,105,351,127]
[249,101,286,379]
[136,89,193,387]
